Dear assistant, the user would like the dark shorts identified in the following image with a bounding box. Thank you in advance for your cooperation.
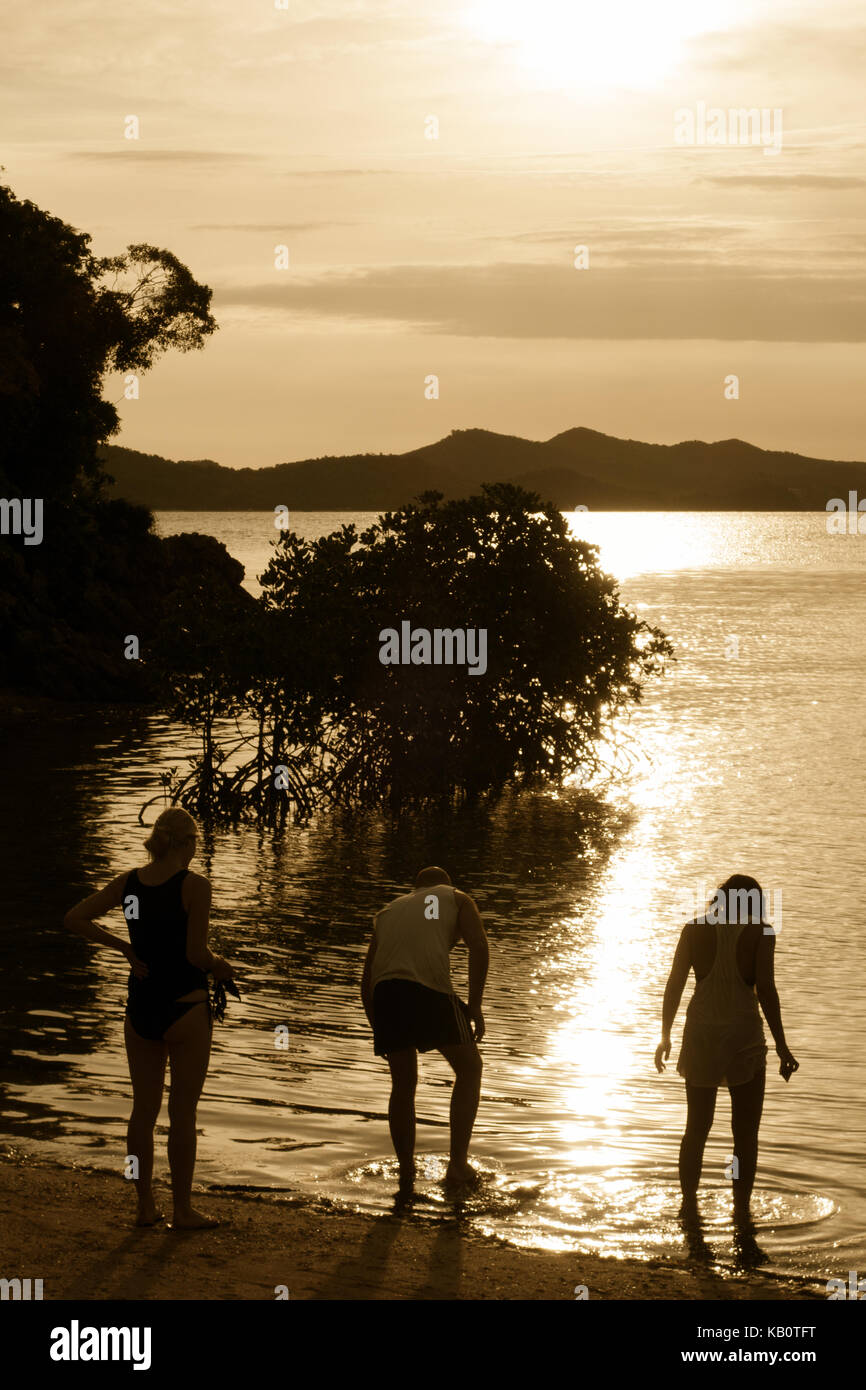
[126,979,210,1041]
[372,978,474,1056]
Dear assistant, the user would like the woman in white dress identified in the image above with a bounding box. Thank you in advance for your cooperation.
[655,874,798,1225]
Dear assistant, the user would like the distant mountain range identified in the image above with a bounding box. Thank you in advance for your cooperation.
[99,428,866,511]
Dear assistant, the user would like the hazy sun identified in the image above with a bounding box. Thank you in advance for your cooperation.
[465,0,732,91]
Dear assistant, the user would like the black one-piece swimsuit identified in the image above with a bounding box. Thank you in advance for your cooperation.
[124,868,209,1041]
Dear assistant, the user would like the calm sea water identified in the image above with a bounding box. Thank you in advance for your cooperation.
[2,510,864,1285]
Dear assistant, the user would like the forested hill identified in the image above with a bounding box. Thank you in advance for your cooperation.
[100,428,866,511]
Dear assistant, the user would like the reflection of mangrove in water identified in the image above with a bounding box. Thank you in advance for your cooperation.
[274,785,632,925]
[0,712,142,1089]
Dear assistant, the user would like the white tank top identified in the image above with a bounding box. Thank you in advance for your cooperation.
[371,885,460,995]
[677,920,766,1087]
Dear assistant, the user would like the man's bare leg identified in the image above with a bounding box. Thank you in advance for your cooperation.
[439,1042,482,1183]
[386,1048,417,1190]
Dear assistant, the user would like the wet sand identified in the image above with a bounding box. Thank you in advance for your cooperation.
[0,1153,822,1301]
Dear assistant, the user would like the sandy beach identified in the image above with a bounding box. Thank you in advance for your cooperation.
[0,1153,822,1301]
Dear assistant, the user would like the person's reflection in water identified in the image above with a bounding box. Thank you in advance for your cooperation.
[655,874,799,1242]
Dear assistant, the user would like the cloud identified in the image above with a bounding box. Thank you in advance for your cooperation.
[703,174,866,189]
[190,222,348,232]
[496,223,751,249]
[694,18,866,75]
[70,149,261,164]
[216,260,866,342]
[277,169,395,178]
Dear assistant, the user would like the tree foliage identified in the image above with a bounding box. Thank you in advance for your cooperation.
[0,181,216,497]
[169,486,673,819]
[0,179,226,698]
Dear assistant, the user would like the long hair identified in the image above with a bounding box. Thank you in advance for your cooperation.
[706,873,768,925]
[144,807,197,861]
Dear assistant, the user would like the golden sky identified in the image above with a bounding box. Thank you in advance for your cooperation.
[3,0,865,467]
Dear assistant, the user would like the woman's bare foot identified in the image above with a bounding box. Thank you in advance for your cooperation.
[169,1207,219,1230]
[733,1199,755,1232]
[444,1162,479,1188]
[135,1201,164,1227]
[678,1194,700,1227]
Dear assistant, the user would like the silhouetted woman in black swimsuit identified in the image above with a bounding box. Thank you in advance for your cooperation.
[64,807,234,1228]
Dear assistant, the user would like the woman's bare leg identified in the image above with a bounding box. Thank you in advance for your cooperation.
[165,1003,215,1228]
[679,1082,717,1213]
[123,1017,167,1224]
[729,1068,766,1221]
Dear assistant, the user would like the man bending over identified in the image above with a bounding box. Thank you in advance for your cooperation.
[361,866,489,1192]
